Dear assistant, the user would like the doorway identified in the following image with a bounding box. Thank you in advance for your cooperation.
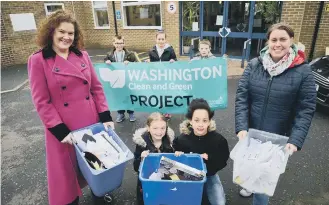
[180,1,282,59]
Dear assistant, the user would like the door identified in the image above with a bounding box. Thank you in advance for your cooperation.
[201,1,225,56]
[222,1,254,59]
[197,1,254,58]
[180,1,258,59]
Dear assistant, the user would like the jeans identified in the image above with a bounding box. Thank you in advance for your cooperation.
[253,193,269,205]
[205,174,226,205]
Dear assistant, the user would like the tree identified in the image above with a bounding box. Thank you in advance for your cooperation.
[255,2,281,23]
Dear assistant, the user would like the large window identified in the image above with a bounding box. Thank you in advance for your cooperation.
[92,1,110,29]
[253,1,282,33]
[122,1,162,29]
[44,3,64,16]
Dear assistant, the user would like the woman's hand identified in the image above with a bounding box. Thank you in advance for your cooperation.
[201,153,208,160]
[141,150,150,159]
[169,59,175,63]
[105,60,112,64]
[103,121,115,131]
[237,130,248,140]
[174,151,184,156]
[124,60,129,65]
[285,143,297,155]
[61,133,74,145]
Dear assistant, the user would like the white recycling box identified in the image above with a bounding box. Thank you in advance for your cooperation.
[230,129,292,196]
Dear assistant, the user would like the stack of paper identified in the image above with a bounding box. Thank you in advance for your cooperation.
[148,156,206,181]
[230,130,290,196]
[73,129,129,170]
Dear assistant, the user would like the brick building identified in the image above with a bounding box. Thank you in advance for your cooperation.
[1,1,328,68]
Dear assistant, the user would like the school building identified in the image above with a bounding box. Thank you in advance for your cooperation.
[1,1,329,67]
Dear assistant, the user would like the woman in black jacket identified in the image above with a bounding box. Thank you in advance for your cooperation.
[132,112,175,205]
[235,23,317,204]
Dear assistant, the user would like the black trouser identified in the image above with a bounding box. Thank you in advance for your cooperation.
[67,197,79,205]
[136,178,144,205]
[118,110,134,114]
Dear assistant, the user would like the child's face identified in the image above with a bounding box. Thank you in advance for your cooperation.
[190,109,210,136]
[147,120,167,141]
[199,44,211,57]
[156,33,166,48]
[113,39,125,51]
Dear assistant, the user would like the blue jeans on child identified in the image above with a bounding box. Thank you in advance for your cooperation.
[205,174,226,205]
[253,193,269,205]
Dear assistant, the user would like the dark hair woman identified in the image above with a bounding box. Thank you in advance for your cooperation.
[235,23,317,204]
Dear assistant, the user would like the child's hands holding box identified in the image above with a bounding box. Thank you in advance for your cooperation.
[201,153,208,160]
[141,150,150,159]
[174,151,184,156]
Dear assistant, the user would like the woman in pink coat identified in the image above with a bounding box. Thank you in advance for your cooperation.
[27,11,114,205]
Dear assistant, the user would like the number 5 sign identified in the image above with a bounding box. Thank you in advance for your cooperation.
[167,2,177,14]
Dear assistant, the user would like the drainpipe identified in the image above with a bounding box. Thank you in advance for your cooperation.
[71,1,75,17]
[308,1,324,62]
[112,1,118,35]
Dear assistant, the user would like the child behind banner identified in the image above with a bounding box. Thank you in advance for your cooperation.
[104,35,137,123]
[191,39,216,61]
[132,112,175,205]
[173,98,230,205]
[147,30,177,120]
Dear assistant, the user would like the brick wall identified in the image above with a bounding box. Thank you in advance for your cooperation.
[1,1,326,67]
[112,1,156,51]
[1,1,44,67]
[283,1,329,59]
[113,1,180,55]
[1,1,180,67]
[0,1,75,67]
[280,1,307,43]
[314,1,329,58]
[299,2,320,58]
[75,1,115,48]
[161,1,180,57]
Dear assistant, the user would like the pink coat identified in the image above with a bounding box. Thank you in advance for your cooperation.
[28,49,110,205]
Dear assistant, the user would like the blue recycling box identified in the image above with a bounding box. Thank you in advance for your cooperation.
[73,123,134,197]
[139,153,207,205]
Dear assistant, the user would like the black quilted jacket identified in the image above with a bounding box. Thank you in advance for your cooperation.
[235,57,317,150]
[148,45,177,62]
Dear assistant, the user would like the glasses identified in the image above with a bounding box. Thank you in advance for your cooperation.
[114,43,124,45]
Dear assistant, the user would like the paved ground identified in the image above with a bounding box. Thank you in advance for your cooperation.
[1,64,29,92]
[1,74,329,204]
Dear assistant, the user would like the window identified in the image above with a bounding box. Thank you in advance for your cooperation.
[44,3,64,16]
[92,1,110,29]
[122,1,162,29]
[253,1,282,33]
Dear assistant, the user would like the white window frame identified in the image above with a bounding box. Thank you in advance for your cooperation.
[91,1,110,29]
[44,3,65,16]
[121,1,162,30]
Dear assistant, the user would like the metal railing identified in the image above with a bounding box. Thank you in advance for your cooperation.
[189,37,200,59]
[241,39,251,68]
